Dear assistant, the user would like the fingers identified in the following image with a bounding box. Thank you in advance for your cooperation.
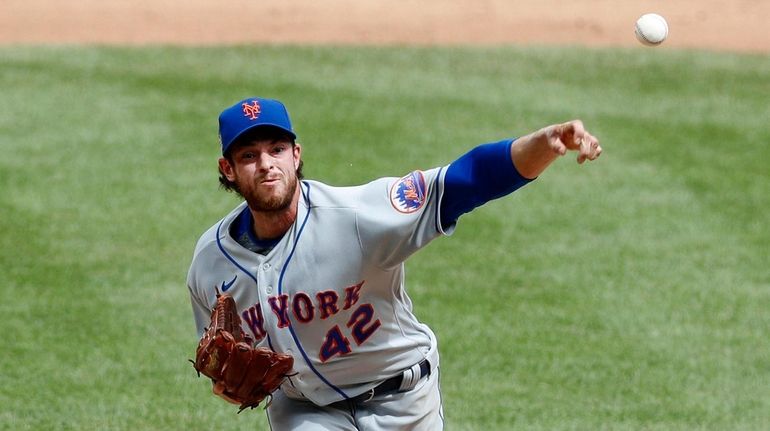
[576,132,602,164]
[555,120,602,164]
[555,120,585,150]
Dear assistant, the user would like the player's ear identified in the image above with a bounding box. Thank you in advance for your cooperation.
[292,143,302,170]
[218,157,236,182]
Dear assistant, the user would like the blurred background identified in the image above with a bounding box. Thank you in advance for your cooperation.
[1,0,768,52]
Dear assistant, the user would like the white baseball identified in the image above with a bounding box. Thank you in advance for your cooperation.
[635,13,668,46]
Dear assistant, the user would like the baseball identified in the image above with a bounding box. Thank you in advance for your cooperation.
[635,13,668,46]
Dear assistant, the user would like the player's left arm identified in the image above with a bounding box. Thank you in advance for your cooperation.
[440,119,601,228]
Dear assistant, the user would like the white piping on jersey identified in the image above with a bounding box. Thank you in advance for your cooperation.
[433,167,446,234]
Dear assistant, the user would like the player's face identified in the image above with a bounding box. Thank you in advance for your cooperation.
[221,139,302,212]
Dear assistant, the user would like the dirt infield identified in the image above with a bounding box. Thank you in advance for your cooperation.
[1,0,768,53]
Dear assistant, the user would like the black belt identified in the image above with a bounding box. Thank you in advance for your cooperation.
[349,359,431,403]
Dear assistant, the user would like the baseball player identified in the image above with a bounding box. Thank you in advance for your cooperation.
[187,97,601,430]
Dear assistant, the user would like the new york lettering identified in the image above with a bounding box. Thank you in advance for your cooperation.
[240,280,381,359]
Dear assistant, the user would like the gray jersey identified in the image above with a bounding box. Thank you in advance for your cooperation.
[187,167,451,406]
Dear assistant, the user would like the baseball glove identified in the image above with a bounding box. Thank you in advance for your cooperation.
[191,292,294,413]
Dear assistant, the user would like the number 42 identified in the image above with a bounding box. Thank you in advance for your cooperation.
[319,304,381,362]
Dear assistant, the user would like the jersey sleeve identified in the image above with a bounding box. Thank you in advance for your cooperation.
[440,139,532,229]
[187,264,212,338]
[186,232,220,338]
[355,166,449,269]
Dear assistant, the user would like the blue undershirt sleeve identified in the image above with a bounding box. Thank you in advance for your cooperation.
[440,139,533,229]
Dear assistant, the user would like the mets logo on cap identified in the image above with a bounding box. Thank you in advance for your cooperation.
[242,100,261,120]
[390,171,427,213]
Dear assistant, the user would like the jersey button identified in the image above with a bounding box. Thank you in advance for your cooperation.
[263,263,271,270]
[266,285,273,294]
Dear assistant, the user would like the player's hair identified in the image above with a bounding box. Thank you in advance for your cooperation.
[218,127,304,195]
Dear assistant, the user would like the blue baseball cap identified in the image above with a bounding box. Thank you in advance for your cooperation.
[218,97,296,155]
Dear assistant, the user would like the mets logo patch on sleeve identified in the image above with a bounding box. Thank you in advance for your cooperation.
[390,171,428,213]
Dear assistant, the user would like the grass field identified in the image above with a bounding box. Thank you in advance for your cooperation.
[1,45,768,430]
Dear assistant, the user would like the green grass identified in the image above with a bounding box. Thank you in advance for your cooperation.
[1,44,768,430]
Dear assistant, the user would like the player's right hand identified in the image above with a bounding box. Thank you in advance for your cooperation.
[548,120,602,164]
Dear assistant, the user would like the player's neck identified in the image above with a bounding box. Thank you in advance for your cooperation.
[248,187,301,240]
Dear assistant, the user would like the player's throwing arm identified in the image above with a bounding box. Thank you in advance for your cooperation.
[511,120,602,179]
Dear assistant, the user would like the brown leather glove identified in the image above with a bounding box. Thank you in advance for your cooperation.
[191,293,294,412]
